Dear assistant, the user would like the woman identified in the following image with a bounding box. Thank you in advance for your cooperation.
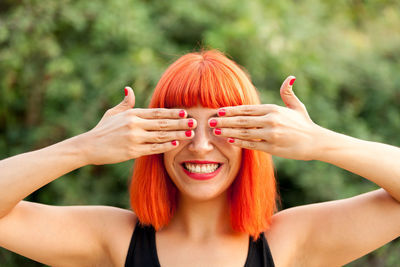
[1,50,400,267]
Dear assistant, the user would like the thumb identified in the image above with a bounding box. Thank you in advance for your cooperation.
[120,86,135,109]
[103,87,136,118]
[279,76,307,113]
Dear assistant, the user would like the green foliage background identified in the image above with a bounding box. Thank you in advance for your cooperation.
[1,0,399,266]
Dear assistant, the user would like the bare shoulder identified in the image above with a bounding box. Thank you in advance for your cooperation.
[0,201,137,267]
[265,189,400,267]
[96,204,138,267]
[264,205,308,267]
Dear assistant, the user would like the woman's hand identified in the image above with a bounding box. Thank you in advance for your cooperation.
[208,76,323,161]
[82,87,196,165]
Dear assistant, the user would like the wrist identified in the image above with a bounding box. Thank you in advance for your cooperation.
[310,125,341,161]
[68,132,94,167]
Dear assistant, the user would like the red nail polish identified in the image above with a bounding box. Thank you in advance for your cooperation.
[171,140,177,146]
[185,130,192,137]
[228,138,235,143]
[209,119,217,127]
[188,119,194,128]
[218,109,226,116]
[179,110,186,118]
[289,78,296,86]
[124,87,128,96]
[215,128,221,135]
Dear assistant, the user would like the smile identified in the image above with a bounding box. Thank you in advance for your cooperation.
[180,160,223,180]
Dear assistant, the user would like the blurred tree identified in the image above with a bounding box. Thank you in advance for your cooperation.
[0,0,399,266]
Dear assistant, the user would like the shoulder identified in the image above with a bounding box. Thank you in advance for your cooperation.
[92,205,138,267]
[265,189,400,267]
[264,207,308,267]
[0,201,137,267]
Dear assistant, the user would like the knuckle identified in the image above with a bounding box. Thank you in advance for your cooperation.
[243,140,256,148]
[158,119,169,129]
[265,114,279,127]
[127,117,139,129]
[155,131,169,142]
[240,129,250,139]
[127,132,138,144]
[152,109,162,119]
[270,104,280,112]
[150,143,159,152]
[237,118,247,127]
[242,106,254,115]
[268,131,279,142]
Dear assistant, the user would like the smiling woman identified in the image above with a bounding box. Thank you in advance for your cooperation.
[130,51,277,240]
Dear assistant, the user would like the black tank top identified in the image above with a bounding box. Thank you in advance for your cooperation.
[125,222,275,267]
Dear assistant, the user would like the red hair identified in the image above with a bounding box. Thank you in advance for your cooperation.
[129,50,278,239]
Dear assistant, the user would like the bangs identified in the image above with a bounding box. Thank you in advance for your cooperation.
[149,50,260,109]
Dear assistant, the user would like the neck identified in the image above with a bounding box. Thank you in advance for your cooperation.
[166,192,235,240]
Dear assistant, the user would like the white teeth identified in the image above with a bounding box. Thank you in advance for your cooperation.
[184,163,220,173]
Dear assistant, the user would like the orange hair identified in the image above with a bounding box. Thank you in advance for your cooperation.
[129,50,278,239]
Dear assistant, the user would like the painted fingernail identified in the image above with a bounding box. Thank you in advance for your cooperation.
[209,119,217,127]
[215,128,221,135]
[124,87,128,96]
[289,78,296,86]
[179,110,186,118]
[185,130,192,137]
[218,109,226,116]
[188,119,194,128]
[228,138,235,143]
[171,140,177,146]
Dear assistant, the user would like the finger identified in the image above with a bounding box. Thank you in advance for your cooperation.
[133,108,187,119]
[279,76,307,113]
[208,116,265,129]
[226,138,272,152]
[103,87,136,119]
[217,104,279,117]
[139,140,181,156]
[213,128,266,141]
[138,118,197,131]
[144,130,194,143]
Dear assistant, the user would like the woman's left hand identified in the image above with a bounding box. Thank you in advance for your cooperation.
[208,76,323,161]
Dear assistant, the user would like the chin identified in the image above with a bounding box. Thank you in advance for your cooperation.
[178,185,227,202]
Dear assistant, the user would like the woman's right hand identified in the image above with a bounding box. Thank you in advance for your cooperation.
[81,87,196,165]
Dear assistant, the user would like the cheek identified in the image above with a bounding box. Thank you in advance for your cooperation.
[214,139,242,171]
[163,150,178,176]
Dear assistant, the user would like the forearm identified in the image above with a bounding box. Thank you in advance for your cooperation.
[314,126,400,202]
[0,134,90,218]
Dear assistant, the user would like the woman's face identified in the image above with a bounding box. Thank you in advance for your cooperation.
[164,106,242,201]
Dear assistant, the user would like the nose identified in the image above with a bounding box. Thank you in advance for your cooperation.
[188,122,214,154]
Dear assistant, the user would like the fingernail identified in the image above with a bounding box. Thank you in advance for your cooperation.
[124,87,128,96]
[209,119,217,127]
[188,119,194,128]
[228,138,235,143]
[289,78,296,86]
[185,130,192,137]
[218,109,226,116]
[171,140,177,146]
[215,128,221,135]
[179,110,186,118]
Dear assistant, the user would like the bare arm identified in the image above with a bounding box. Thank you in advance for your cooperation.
[0,134,88,218]
[0,87,195,266]
[314,126,400,201]
[214,76,400,266]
